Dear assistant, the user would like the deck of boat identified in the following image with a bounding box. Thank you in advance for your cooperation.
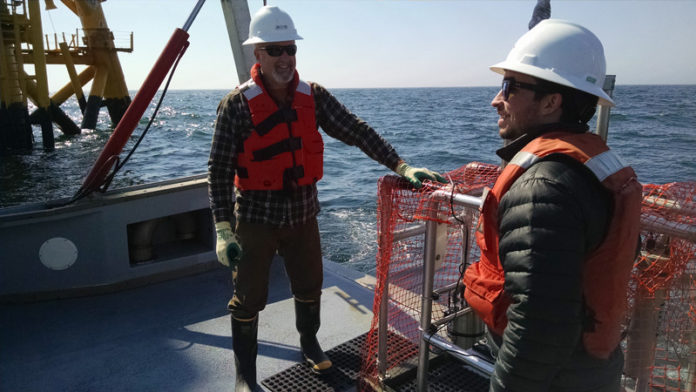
[1,256,491,391]
[0,257,378,391]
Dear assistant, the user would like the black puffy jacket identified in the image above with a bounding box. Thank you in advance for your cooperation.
[488,126,623,392]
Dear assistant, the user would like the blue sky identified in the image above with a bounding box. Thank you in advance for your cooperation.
[40,0,696,91]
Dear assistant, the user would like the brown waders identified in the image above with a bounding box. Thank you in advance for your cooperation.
[228,218,332,388]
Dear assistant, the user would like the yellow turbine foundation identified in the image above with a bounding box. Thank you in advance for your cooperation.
[0,0,33,151]
[72,0,131,129]
[0,0,132,152]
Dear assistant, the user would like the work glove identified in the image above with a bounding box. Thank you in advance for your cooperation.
[395,162,447,188]
[215,221,242,267]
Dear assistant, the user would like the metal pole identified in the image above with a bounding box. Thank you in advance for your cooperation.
[432,306,474,327]
[377,183,394,383]
[686,289,696,392]
[430,190,483,208]
[596,75,616,141]
[644,196,696,217]
[422,331,495,376]
[182,0,207,32]
[220,0,255,84]
[641,216,696,242]
[449,213,484,350]
[378,260,390,380]
[416,219,439,392]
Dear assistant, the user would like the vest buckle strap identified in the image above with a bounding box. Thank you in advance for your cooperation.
[255,108,298,136]
[282,165,305,192]
[284,165,305,181]
[252,137,303,161]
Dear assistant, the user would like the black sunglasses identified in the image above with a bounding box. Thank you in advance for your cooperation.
[259,44,297,57]
[501,78,549,101]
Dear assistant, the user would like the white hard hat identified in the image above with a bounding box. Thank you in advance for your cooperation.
[490,19,614,107]
[243,6,303,46]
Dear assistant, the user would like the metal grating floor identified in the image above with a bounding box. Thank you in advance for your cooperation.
[262,333,490,392]
[262,333,365,392]
[384,356,490,392]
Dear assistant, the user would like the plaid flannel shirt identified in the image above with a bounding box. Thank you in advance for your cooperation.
[208,82,402,227]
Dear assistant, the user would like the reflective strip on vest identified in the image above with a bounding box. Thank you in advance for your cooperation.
[241,79,310,100]
[242,82,263,100]
[510,148,629,182]
[585,150,627,182]
[509,151,540,169]
[296,80,311,96]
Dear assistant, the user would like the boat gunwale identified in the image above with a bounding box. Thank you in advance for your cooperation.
[0,174,208,223]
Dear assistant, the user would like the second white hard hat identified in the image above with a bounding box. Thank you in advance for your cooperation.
[490,19,614,107]
[243,6,303,46]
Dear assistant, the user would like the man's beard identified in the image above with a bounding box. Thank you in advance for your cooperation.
[270,67,294,84]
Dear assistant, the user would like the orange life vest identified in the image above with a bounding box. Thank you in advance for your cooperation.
[234,64,324,191]
[463,131,642,359]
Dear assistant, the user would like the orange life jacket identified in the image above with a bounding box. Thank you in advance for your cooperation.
[234,64,324,191]
[463,131,642,359]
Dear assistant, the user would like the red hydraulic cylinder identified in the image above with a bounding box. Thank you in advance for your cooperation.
[81,28,190,193]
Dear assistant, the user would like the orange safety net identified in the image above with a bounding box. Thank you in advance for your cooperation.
[358,162,500,390]
[623,181,696,391]
[358,162,696,391]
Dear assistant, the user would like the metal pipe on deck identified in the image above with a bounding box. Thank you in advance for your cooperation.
[430,189,483,208]
[391,189,481,243]
[377,186,393,382]
[642,215,696,243]
[421,331,495,376]
[644,195,696,218]
[416,218,439,392]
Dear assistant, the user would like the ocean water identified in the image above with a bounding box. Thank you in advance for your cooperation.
[1,86,694,273]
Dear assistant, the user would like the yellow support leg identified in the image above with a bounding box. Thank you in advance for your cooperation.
[59,41,87,112]
[28,0,54,151]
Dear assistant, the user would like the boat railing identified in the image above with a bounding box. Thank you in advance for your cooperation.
[41,29,134,55]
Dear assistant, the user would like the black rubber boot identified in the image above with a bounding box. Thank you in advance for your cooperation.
[294,299,332,373]
[232,315,259,392]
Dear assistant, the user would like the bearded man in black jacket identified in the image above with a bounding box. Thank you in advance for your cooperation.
[463,20,642,392]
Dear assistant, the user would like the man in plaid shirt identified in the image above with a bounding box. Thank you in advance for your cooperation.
[208,6,444,391]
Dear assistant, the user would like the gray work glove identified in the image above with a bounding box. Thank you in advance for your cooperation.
[395,162,447,188]
[215,221,242,267]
